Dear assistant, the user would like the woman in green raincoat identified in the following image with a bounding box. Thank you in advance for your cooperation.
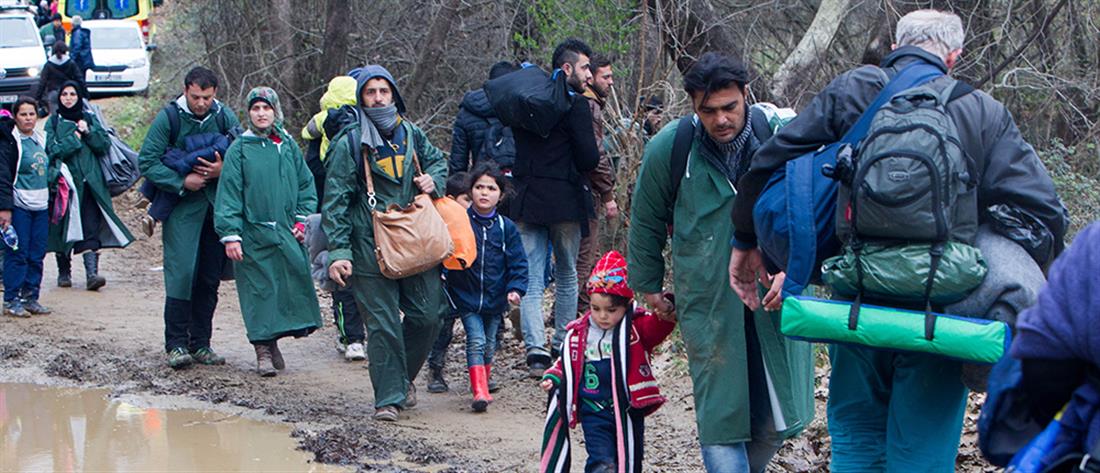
[214,87,322,377]
[46,81,134,291]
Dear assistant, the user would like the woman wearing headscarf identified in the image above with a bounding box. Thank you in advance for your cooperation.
[45,81,133,291]
[214,87,322,377]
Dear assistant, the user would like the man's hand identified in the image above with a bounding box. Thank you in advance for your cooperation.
[225,241,243,261]
[729,247,768,311]
[762,271,786,312]
[0,210,10,229]
[643,292,674,317]
[183,173,206,191]
[604,199,619,219]
[329,259,353,287]
[194,151,223,180]
[413,174,436,195]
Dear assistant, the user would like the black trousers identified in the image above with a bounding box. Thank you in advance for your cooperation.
[163,210,225,353]
[333,286,364,344]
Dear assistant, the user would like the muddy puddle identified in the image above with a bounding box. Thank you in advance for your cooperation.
[0,383,348,472]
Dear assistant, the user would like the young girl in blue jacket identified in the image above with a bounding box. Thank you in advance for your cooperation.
[445,161,529,412]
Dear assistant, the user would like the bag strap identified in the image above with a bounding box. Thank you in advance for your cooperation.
[668,114,696,208]
[840,62,946,146]
[165,102,181,147]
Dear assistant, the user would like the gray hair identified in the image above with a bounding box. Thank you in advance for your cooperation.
[895,10,964,59]
[72,15,82,26]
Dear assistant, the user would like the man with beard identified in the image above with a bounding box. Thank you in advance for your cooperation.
[509,38,601,376]
[577,53,619,314]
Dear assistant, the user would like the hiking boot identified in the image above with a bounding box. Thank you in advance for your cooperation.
[426,366,449,393]
[526,352,551,379]
[254,344,277,377]
[487,364,500,393]
[403,383,418,409]
[345,342,366,361]
[140,215,156,237]
[167,347,193,369]
[270,340,285,370]
[191,347,226,365]
[3,300,29,318]
[56,253,72,287]
[373,405,399,422]
[83,252,106,291]
[21,299,51,315]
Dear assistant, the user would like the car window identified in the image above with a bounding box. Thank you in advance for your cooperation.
[65,0,96,18]
[0,17,38,48]
[107,0,139,18]
[89,26,142,49]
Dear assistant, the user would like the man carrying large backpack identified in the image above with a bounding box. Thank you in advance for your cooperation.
[448,61,519,175]
[138,67,240,370]
[728,10,1067,471]
[628,52,814,472]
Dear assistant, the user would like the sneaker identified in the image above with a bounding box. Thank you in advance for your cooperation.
[167,347,194,369]
[140,215,156,237]
[373,405,399,422]
[57,274,72,288]
[21,300,51,315]
[3,300,29,318]
[191,347,226,365]
[526,352,551,379]
[345,342,366,361]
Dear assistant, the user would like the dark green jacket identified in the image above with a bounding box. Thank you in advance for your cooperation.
[322,119,447,276]
[137,97,239,300]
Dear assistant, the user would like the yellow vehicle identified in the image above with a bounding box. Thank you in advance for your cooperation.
[59,0,156,43]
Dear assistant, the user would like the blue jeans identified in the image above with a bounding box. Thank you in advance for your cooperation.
[826,344,968,472]
[3,208,48,303]
[517,221,581,357]
[580,402,644,473]
[459,312,501,367]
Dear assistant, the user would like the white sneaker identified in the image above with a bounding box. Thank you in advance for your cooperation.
[345,342,366,361]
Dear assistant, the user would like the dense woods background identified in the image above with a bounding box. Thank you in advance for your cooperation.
[145,0,1100,242]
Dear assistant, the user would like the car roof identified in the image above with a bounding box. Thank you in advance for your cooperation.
[0,6,35,19]
[83,19,142,29]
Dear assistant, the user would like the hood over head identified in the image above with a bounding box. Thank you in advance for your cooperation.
[319,76,358,111]
[354,65,406,114]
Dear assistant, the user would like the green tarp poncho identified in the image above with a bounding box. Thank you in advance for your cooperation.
[627,120,815,445]
[137,95,240,300]
[214,87,321,342]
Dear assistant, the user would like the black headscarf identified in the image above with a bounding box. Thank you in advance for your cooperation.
[56,81,85,123]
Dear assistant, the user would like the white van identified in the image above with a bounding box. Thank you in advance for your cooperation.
[0,5,46,107]
[83,19,153,95]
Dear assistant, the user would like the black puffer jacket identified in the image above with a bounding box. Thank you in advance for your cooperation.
[732,46,1068,267]
[448,89,494,174]
[508,93,601,227]
[37,56,85,102]
[0,116,17,211]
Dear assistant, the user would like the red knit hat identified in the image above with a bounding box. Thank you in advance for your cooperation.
[586,250,634,300]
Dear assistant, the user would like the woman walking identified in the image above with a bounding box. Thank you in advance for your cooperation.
[46,81,133,290]
[214,87,322,377]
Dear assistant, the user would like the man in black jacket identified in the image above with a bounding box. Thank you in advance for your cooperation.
[510,38,601,375]
[448,61,519,174]
[727,10,1066,471]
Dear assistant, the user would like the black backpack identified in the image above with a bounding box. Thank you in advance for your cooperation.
[479,117,516,170]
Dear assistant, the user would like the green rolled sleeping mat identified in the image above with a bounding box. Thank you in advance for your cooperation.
[780,296,1010,364]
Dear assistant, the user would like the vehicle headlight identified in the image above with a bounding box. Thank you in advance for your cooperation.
[26,67,40,78]
[127,58,147,68]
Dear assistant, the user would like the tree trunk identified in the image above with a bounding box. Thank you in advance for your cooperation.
[770,0,852,102]
[404,0,463,111]
[645,0,740,75]
[319,0,352,84]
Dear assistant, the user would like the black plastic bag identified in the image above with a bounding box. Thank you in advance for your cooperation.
[483,66,571,138]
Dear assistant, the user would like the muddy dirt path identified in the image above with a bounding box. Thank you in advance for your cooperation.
[0,99,712,473]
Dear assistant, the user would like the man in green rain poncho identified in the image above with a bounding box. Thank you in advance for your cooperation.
[215,86,322,377]
[138,67,240,369]
[323,65,448,422]
[627,53,815,472]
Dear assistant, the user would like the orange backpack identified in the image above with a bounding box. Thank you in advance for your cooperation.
[435,197,478,270]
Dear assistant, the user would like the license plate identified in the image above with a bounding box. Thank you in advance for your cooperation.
[0,95,16,104]
[94,74,113,81]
